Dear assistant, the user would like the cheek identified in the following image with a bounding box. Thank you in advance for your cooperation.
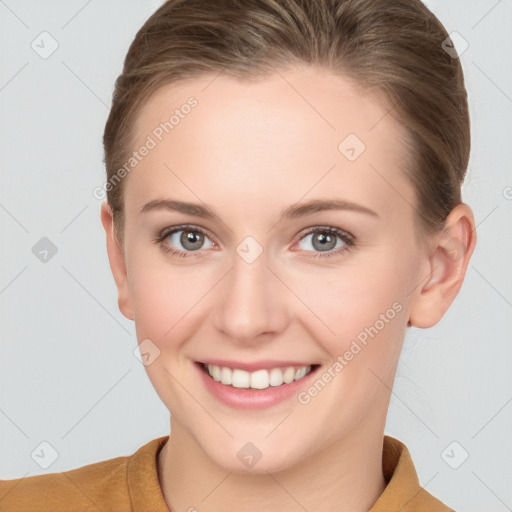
[128,248,216,343]
[291,247,414,368]
[291,257,411,431]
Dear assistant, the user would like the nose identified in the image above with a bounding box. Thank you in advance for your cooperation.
[212,248,289,345]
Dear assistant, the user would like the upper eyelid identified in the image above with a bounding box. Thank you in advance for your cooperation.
[159,224,215,242]
[300,226,354,241]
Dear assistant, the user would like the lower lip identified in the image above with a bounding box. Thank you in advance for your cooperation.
[195,362,319,410]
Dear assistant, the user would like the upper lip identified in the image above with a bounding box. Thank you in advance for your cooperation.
[198,359,317,372]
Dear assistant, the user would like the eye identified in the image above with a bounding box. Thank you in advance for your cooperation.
[295,226,354,258]
[154,224,355,259]
[155,225,215,257]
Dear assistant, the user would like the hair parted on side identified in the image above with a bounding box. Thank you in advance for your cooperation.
[103,0,470,243]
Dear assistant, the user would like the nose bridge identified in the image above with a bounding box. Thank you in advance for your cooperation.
[213,243,288,343]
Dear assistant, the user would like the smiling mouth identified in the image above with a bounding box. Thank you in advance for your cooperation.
[199,362,319,390]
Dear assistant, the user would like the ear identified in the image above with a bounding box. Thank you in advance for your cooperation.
[100,202,134,321]
[409,203,476,328]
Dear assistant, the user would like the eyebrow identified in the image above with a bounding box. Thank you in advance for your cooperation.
[140,198,379,220]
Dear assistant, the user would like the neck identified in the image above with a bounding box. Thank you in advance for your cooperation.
[158,417,387,512]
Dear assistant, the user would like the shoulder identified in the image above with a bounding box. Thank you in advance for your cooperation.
[0,454,130,512]
[0,437,168,512]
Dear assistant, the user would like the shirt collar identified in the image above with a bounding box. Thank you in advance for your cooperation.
[127,435,169,512]
[369,435,453,511]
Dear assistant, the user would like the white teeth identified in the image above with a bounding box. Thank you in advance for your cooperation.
[250,369,269,389]
[295,366,307,380]
[208,364,221,382]
[283,367,295,384]
[269,367,284,386]
[232,369,250,388]
[220,367,232,385]
[204,364,313,390]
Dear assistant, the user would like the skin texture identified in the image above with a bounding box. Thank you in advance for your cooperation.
[101,65,476,512]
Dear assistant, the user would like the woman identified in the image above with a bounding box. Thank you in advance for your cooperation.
[0,0,476,510]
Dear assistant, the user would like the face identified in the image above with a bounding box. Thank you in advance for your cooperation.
[112,65,431,473]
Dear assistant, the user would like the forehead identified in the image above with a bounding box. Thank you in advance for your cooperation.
[127,66,414,222]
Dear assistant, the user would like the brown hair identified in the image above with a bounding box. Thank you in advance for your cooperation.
[103,0,470,243]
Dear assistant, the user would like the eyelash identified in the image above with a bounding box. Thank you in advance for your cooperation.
[153,224,356,259]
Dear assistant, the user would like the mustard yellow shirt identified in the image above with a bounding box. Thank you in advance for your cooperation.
[0,435,454,511]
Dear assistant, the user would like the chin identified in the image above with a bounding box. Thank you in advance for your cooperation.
[203,435,308,475]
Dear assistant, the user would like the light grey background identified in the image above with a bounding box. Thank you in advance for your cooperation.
[0,1,510,511]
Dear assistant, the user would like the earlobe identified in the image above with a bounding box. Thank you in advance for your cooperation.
[409,203,476,329]
[100,202,134,321]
